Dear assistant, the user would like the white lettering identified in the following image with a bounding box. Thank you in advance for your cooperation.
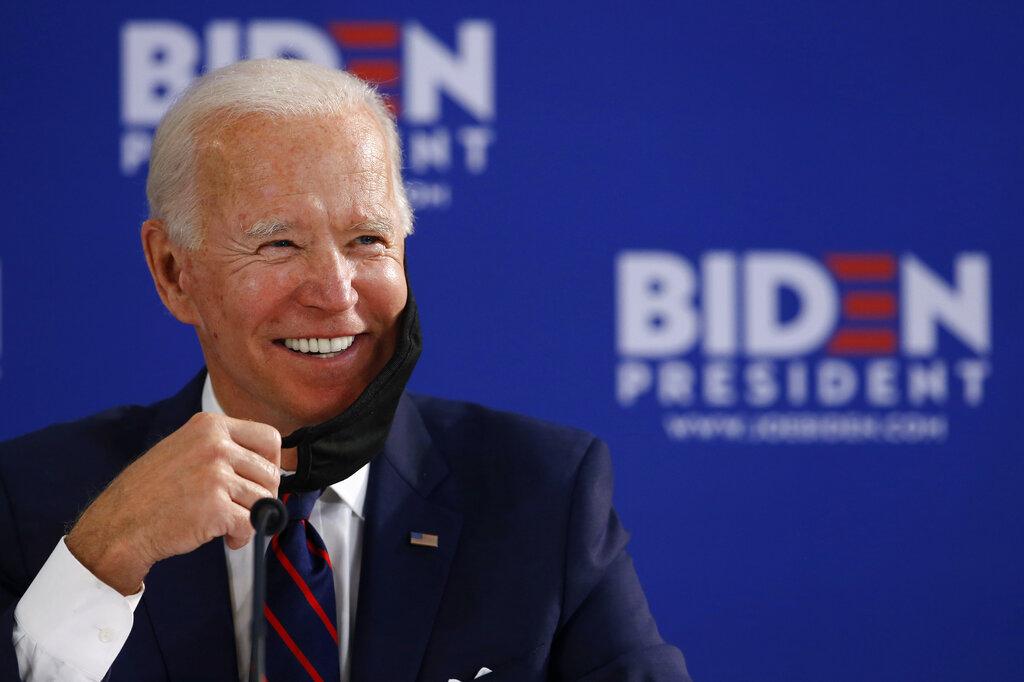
[702,252,737,355]
[405,181,452,209]
[744,361,777,407]
[907,361,947,405]
[817,359,857,406]
[902,253,990,355]
[955,359,990,406]
[409,128,451,172]
[703,361,736,406]
[786,361,809,406]
[121,21,198,126]
[617,361,652,406]
[404,21,494,123]
[456,126,495,173]
[866,359,899,406]
[120,130,152,175]
[657,361,695,406]
[616,251,698,357]
[745,252,838,357]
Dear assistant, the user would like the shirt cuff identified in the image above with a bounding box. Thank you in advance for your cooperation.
[14,537,144,679]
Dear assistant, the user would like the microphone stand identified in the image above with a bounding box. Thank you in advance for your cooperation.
[249,498,288,682]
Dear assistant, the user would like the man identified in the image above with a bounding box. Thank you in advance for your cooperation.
[0,60,691,681]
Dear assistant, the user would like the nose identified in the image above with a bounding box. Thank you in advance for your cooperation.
[295,246,358,312]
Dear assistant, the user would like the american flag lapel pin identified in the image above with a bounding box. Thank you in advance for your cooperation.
[409,531,439,548]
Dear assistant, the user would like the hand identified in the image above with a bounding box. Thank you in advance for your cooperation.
[65,412,281,595]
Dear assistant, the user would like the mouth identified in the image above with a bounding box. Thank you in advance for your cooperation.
[275,335,356,359]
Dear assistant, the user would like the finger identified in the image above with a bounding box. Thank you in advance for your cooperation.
[227,445,281,493]
[224,502,256,550]
[226,472,277,510]
[222,417,282,468]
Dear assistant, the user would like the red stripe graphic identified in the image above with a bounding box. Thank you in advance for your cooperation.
[264,605,324,682]
[271,536,340,643]
[827,329,897,355]
[307,539,333,569]
[843,291,897,319]
[347,59,399,84]
[826,253,896,281]
[328,22,399,49]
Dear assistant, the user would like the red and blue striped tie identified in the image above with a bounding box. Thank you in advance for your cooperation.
[264,490,341,682]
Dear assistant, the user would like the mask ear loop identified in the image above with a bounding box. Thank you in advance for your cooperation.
[280,438,311,491]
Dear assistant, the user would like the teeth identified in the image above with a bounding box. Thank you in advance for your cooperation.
[282,336,354,355]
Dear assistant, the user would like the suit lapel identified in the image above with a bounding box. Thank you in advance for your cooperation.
[135,369,241,681]
[350,394,463,682]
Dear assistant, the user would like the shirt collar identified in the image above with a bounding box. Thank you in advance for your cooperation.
[201,374,368,519]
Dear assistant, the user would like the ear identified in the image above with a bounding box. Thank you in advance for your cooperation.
[141,219,199,325]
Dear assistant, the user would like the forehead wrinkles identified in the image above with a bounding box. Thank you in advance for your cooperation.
[202,117,387,178]
[193,123,277,217]
[341,168,389,199]
[194,112,397,226]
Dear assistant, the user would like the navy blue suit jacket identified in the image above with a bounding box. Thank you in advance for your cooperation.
[0,371,690,681]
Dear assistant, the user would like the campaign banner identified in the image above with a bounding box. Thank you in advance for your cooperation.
[1,3,1021,680]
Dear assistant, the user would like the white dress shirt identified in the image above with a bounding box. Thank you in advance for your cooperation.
[13,376,367,682]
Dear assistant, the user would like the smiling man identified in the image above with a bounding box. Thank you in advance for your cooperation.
[0,60,690,681]
[165,112,409,435]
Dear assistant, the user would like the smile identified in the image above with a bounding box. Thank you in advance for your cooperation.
[279,335,355,359]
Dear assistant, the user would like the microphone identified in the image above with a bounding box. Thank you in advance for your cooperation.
[249,497,288,682]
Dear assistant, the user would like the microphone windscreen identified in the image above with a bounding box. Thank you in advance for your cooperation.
[250,497,288,535]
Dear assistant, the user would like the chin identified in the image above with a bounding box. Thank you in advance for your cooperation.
[282,391,361,429]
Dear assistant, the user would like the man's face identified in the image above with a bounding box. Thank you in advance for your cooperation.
[176,110,407,433]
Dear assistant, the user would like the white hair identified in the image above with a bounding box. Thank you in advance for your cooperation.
[146,59,413,249]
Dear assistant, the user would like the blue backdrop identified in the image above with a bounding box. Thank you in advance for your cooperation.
[2,2,1022,680]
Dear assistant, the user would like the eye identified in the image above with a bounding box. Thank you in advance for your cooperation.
[260,239,297,250]
[355,235,383,246]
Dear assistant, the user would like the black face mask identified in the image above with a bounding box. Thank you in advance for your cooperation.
[278,283,422,493]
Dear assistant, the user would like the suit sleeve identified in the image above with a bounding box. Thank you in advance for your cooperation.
[0,463,139,682]
[0,462,28,680]
[550,438,693,682]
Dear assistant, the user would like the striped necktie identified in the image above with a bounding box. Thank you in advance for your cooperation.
[263,490,341,682]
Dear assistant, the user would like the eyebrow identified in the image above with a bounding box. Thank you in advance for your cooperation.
[243,218,291,240]
[352,220,395,238]
[243,217,396,240]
